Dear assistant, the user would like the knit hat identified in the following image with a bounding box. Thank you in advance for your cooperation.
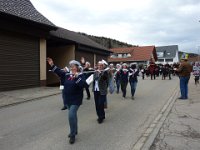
[69,60,81,66]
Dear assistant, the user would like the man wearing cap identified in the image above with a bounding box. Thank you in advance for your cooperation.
[175,57,192,99]
[47,57,88,144]
[93,60,109,123]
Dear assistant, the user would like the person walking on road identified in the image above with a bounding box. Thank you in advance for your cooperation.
[175,57,192,99]
[93,60,109,123]
[129,63,139,100]
[47,57,88,144]
[115,64,121,93]
[83,61,94,100]
[120,63,129,98]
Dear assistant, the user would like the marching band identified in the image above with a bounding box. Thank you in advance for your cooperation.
[47,57,188,144]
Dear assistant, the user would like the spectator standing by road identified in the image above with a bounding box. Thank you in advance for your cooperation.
[175,57,192,99]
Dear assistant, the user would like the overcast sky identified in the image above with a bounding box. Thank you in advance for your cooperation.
[31,0,200,53]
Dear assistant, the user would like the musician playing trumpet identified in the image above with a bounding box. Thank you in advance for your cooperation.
[47,57,89,144]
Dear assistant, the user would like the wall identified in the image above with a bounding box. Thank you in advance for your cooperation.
[47,45,75,85]
[40,38,46,86]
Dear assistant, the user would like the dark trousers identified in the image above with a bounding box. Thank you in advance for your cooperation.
[151,73,156,80]
[142,73,145,80]
[94,91,106,119]
[85,87,91,98]
[121,81,128,97]
[62,90,67,107]
[169,73,171,80]
[116,80,121,93]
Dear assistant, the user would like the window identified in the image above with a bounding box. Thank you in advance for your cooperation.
[123,54,127,58]
[157,52,164,58]
[158,59,164,62]
[166,59,173,62]
[118,54,122,58]
[110,54,117,58]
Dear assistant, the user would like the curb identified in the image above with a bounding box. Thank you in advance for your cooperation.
[0,92,61,109]
[131,85,179,150]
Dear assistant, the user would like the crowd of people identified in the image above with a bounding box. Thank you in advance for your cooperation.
[47,56,199,144]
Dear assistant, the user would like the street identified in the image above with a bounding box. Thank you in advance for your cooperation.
[0,76,179,150]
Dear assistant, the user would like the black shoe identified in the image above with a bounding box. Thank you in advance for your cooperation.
[61,106,67,110]
[97,118,104,124]
[69,136,75,144]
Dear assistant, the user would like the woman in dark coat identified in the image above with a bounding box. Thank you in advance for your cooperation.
[129,63,139,100]
[47,57,88,144]
[120,63,129,98]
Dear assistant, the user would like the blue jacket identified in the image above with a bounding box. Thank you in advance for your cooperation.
[51,65,88,106]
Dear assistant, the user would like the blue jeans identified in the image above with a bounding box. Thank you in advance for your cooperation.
[180,76,190,99]
[94,91,106,119]
[130,81,138,97]
[67,105,80,136]
[62,90,67,107]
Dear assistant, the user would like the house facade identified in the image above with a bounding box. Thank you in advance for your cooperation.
[156,45,179,64]
[47,27,111,85]
[0,0,110,91]
[108,46,157,65]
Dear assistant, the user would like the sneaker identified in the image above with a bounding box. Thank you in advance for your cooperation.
[131,96,135,100]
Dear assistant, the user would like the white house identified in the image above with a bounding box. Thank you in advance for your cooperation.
[156,45,179,64]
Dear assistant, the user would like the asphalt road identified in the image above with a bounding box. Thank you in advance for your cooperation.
[0,76,179,150]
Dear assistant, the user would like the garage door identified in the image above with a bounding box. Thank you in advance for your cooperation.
[0,30,40,91]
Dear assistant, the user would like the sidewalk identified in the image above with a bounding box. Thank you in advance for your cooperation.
[150,78,200,150]
[0,86,61,108]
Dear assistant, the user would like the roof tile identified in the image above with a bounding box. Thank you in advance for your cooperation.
[0,0,56,28]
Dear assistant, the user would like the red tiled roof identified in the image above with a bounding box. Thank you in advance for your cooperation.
[108,46,157,62]
[110,47,134,53]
